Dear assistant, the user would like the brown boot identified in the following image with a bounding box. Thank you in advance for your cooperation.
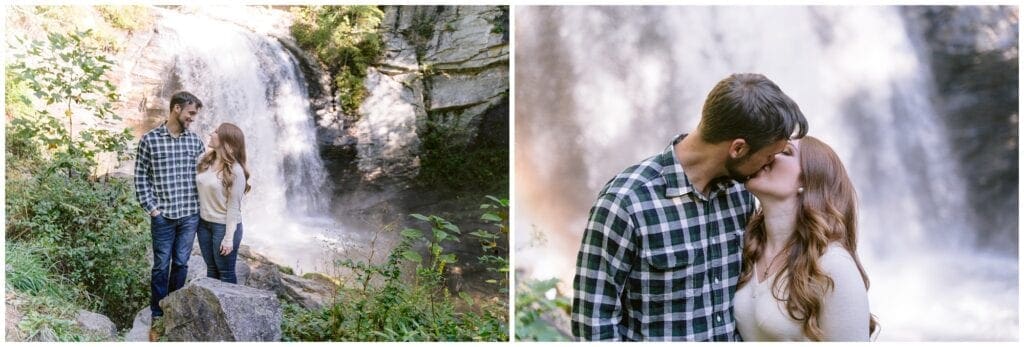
[149,316,163,342]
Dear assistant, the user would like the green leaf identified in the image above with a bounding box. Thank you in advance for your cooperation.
[409,213,430,222]
[400,228,423,239]
[442,222,460,234]
[433,228,448,242]
[481,213,502,222]
[401,250,422,263]
[485,195,508,207]
[439,253,457,265]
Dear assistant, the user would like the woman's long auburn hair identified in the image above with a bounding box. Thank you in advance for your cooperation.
[737,136,878,340]
[197,123,251,199]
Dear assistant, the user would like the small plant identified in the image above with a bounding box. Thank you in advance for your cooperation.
[8,29,134,176]
[470,196,509,290]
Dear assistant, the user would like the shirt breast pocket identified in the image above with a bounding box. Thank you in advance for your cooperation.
[151,150,169,171]
[635,225,705,297]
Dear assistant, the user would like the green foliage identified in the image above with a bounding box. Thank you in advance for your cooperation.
[15,294,99,342]
[6,168,151,328]
[7,243,103,342]
[5,242,89,303]
[515,278,573,341]
[95,5,152,31]
[471,196,509,290]
[417,117,510,192]
[291,6,385,116]
[5,27,145,330]
[405,213,463,280]
[281,197,510,341]
[8,29,134,175]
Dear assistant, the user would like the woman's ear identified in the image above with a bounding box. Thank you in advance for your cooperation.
[729,139,749,159]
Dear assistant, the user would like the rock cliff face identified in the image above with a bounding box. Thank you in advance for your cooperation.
[901,6,1018,252]
[323,5,510,186]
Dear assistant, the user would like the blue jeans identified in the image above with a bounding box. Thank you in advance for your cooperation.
[196,219,243,284]
[150,213,199,317]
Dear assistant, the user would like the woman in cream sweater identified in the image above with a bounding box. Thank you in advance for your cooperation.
[734,136,878,341]
[195,123,251,284]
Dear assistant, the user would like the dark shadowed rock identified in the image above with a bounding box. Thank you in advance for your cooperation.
[160,277,281,341]
[901,6,1019,252]
[75,310,117,340]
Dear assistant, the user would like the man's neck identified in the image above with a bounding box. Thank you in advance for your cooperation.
[675,133,728,197]
[166,118,184,138]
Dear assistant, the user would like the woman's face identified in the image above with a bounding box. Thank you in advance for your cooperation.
[208,131,221,150]
[746,139,802,199]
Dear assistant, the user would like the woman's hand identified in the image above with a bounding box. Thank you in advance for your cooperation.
[220,242,234,256]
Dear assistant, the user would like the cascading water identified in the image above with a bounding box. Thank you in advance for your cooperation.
[151,8,362,274]
[515,6,1017,341]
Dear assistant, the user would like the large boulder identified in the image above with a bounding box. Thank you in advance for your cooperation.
[124,308,152,342]
[280,273,338,310]
[160,277,281,341]
[74,310,117,340]
[244,262,286,296]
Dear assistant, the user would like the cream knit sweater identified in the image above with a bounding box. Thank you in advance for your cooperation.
[196,162,245,246]
[733,244,870,341]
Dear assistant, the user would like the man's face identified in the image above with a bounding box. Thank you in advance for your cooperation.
[172,103,200,129]
[725,139,789,182]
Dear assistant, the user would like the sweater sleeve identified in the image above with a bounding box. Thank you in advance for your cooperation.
[221,163,246,247]
[818,246,871,341]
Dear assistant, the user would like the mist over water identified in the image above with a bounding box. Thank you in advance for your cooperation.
[515,6,1017,341]
[150,8,369,275]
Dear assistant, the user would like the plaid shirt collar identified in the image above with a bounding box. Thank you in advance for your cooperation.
[662,133,737,200]
[153,121,196,138]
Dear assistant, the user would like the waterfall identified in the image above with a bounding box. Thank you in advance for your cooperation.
[153,9,354,274]
[515,6,1017,341]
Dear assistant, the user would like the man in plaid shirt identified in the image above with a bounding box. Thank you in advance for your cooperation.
[134,91,206,339]
[572,74,808,341]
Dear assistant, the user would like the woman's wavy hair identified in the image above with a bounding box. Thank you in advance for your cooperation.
[197,123,251,199]
[738,136,878,340]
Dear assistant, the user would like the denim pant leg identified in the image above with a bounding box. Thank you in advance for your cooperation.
[150,214,176,317]
[169,214,199,292]
[196,220,220,279]
[214,223,243,284]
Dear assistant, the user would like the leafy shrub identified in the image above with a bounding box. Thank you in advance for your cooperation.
[5,242,89,303]
[282,197,509,341]
[8,29,134,175]
[6,169,151,328]
[290,6,385,116]
[5,27,145,329]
